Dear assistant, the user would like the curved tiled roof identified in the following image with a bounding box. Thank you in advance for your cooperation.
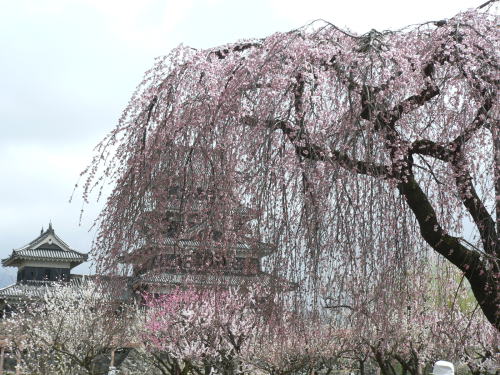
[17,227,71,252]
[123,238,275,265]
[2,224,87,268]
[0,279,83,300]
[0,278,132,302]
[3,248,87,264]
[133,271,297,291]
[0,284,45,299]
[171,238,275,255]
[135,271,270,286]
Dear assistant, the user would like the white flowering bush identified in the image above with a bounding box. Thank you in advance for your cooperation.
[5,279,128,375]
[142,286,261,375]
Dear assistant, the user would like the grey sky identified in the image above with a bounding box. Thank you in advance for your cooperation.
[0,0,484,286]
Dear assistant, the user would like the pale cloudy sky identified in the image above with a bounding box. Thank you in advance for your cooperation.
[0,0,486,285]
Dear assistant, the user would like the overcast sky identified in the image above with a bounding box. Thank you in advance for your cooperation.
[0,0,487,286]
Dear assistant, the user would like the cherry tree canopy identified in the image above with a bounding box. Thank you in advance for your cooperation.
[83,8,499,328]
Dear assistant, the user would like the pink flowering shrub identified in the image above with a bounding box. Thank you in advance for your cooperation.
[142,286,261,374]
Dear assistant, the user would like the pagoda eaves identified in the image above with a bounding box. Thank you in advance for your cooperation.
[2,224,87,269]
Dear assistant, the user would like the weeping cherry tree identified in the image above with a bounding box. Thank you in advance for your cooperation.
[83,6,499,329]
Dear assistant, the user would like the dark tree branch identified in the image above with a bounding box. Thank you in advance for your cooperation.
[412,137,497,258]
[275,119,390,178]
[360,60,439,125]
[409,93,493,161]
[211,42,262,60]
[241,116,390,178]
[451,94,494,147]
[297,48,499,327]
[397,173,499,329]
[410,139,453,161]
[478,0,498,9]
[408,94,497,258]
[385,84,440,127]
[451,151,498,258]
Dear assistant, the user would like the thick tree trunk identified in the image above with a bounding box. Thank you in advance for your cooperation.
[398,176,500,330]
[373,351,396,375]
[493,120,500,251]
[359,359,365,375]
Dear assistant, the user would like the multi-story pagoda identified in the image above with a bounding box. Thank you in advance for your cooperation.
[119,147,294,295]
[0,223,87,307]
[123,197,281,294]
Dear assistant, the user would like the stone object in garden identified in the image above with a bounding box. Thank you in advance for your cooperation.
[430,361,454,375]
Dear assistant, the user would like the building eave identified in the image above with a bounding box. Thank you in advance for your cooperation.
[123,239,276,265]
[6,224,87,263]
[132,270,296,291]
[1,252,88,268]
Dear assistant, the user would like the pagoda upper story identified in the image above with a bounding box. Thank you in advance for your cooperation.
[119,146,294,293]
[120,185,282,293]
[2,223,87,283]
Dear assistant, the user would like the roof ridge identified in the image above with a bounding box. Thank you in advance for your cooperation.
[17,230,50,251]
[16,247,86,255]
[0,283,16,292]
[14,225,83,255]
[49,231,72,251]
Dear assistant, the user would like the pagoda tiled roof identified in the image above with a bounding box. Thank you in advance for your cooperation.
[0,277,132,302]
[0,279,83,300]
[134,271,269,286]
[133,271,297,291]
[167,237,275,255]
[124,237,275,265]
[5,248,87,262]
[2,224,87,268]
[163,201,256,219]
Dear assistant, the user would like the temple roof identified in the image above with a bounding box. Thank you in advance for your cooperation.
[163,200,257,220]
[133,271,269,289]
[0,277,131,302]
[133,271,297,291]
[2,223,87,268]
[0,279,82,301]
[123,237,276,265]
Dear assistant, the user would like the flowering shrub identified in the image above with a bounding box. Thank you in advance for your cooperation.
[142,286,261,374]
[5,280,127,375]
